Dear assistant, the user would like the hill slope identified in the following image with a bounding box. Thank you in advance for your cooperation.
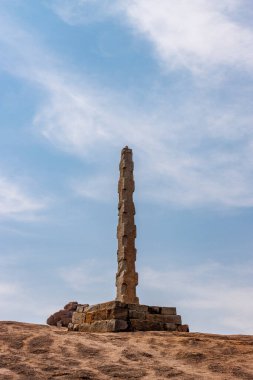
[0,321,253,379]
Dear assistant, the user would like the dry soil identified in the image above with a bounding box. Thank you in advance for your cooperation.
[1,321,253,379]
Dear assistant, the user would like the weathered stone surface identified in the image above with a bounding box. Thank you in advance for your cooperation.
[161,307,177,315]
[85,312,95,324]
[93,309,108,321]
[76,323,91,332]
[72,312,86,325]
[76,319,128,333]
[64,301,78,311]
[116,147,139,304]
[178,324,190,332]
[164,323,178,331]
[148,306,160,314]
[104,300,127,309]
[128,304,148,312]
[107,307,128,320]
[68,300,186,332]
[76,304,89,313]
[86,304,101,313]
[130,319,164,331]
[129,310,146,320]
[146,313,182,324]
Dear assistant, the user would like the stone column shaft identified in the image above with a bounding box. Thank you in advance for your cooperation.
[116,146,139,304]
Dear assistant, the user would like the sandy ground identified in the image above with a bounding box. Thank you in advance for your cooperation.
[0,321,253,379]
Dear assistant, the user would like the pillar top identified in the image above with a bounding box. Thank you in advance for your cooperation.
[121,146,132,154]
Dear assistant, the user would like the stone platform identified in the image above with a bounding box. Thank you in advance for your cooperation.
[68,301,189,332]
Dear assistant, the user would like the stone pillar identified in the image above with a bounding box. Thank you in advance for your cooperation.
[116,146,139,304]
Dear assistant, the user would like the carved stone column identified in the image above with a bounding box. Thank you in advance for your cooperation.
[116,146,139,304]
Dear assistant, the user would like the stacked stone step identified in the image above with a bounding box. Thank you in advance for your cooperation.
[68,301,189,332]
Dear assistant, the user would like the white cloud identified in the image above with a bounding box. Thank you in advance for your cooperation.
[120,0,253,73]
[49,0,253,74]
[0,175,46,219]
[34,78,121,156]
[1,4,253,208]
[140,262,253,334]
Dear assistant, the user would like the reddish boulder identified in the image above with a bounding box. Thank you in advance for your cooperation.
[178,324,190,332]
[47,301,78,327]
[64,301,78,311]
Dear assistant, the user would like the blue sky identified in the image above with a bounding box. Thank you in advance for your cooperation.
[1,0,253,334]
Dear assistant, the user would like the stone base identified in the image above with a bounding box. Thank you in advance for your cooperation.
[68,301,189,333]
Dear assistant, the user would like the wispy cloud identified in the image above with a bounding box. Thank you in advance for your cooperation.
[58,259,115,304]
[71,174,117,202]
[121,0,253,74]
[58,259,113,289]
[1,3,253,208]
[140,261,253,334]
[49,0,253,74]
[58,258,253,333]
[47,0,117,25]
[0,175,46,219]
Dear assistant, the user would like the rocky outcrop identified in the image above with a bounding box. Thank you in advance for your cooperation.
[47,301,79,327]
[2,321,253,379]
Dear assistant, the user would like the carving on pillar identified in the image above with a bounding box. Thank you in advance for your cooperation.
[116,146,139,304]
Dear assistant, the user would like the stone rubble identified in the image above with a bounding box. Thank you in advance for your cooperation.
[46,301,79,327]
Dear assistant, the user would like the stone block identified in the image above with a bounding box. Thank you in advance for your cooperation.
[161,307,176,315]
[130,319,164,331]
[76,304,89,313]
[85,312,95,324]
[61,317,72,326]
[103,301,126,310]
[86,304,101,313]
[167,315,181,324]
[107,307,128,320]
[64,301,78,311]
[78,323,92,332]
[128,304,148,312]
[68,323,74,330]
[178,324,190,332]
[84,319,128,332]
[164,323,178,331]
[146,313,182,324]
[72,312,86,324]
[129,310,146,319]
[92,309,108,321]
[148,306,161,314]
[105,319,128,332]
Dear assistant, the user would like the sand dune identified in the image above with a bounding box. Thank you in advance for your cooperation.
[1,321,253,379]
